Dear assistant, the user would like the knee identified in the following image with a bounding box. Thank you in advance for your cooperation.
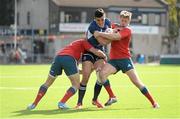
[131,78,144,89]
[82,70,91,79]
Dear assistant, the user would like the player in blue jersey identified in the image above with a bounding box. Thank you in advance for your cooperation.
[76,8,116,109]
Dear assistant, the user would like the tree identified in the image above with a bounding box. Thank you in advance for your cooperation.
[165,0,179,54]
[166,0,179,37]
[177,0,180,28]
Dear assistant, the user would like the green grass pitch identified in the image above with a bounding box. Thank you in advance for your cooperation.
[0,64,180,119]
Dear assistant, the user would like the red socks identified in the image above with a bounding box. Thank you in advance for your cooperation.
[60,87,77,103]
[141,87,155,105]
[33,85,48,105]
[103,80,116,98]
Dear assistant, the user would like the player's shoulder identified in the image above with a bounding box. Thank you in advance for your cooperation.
[76,39,86,42]
[88,20,97,29]
[105,18,111,23]
[105,18,111,25]
[77,39,89,44]
[89,20,96,26]
[72,39,85,44]
[72,39,89,47]
[81,39,91,46]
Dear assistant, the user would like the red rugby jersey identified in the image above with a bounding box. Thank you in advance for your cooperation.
[57,39,92,60]
[110,27,132,59]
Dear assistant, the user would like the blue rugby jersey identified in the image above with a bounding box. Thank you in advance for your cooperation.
[86,18,111,51]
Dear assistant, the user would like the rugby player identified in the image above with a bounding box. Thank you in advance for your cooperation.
[94,10,160,108]
[27,39,106,110]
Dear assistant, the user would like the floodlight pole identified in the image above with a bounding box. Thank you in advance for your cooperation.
[14,0,17,50]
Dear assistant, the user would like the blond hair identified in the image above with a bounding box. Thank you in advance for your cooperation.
[120,10,132,20]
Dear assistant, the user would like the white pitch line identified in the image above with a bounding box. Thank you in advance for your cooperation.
[0,75,46,79]
[1,118,180,119]
[0,71,179,79]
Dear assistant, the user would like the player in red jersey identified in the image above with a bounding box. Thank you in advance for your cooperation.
[27,39,106,110]
[94,10,160,108]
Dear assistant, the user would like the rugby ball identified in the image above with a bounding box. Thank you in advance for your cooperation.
[105,28,113,33]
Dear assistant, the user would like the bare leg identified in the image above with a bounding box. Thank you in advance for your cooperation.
[99,63,117,106]
[76,61,93,106]
[126,69,159,108]
[27,75,56,110]
[59,73,80,109]
[92,59,105,101]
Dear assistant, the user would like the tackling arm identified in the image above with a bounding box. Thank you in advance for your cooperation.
[88,47,106,59]
[94,31,121,41]
[96,37,111,45]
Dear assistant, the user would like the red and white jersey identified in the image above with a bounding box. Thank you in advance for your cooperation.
[110,26,132,60]
[57,39,92,60]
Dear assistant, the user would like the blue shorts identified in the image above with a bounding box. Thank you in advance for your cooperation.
[82,51,104,64]
[108,58,134,73]
[49,55,78,77]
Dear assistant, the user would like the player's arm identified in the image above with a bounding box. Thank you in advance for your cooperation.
[83,40,107,59]
[96,37,111,45]
[94,31,121,41]
[88,47,106,59]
